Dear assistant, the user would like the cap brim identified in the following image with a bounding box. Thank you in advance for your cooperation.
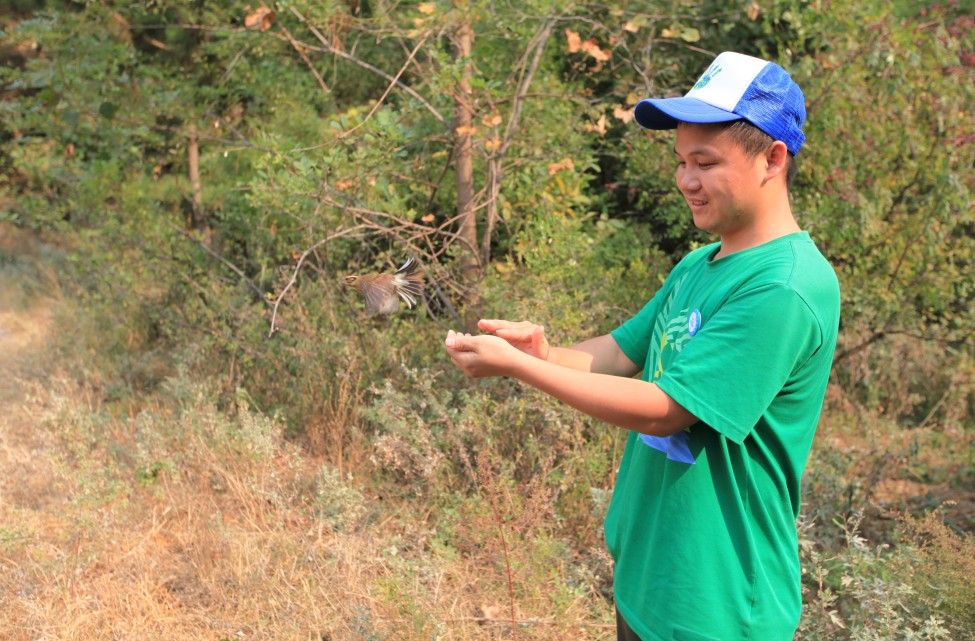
[634,97,742,130]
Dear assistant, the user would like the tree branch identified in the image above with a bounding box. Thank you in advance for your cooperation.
[167,222,264,301]
[287,6,445,124]
[832,326,969,367]
[481,18,556,266]
[336,32,429,140]
[267,224,372,337]
[280,23,331,95]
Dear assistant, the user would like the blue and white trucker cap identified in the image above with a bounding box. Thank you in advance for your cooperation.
[634,52,806,155]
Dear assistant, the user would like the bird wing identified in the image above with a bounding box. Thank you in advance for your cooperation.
[360,279,401,316]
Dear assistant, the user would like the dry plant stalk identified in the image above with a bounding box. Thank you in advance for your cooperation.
[476,448,519,640]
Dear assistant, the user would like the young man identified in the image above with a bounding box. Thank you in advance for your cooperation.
[444,51,840,641]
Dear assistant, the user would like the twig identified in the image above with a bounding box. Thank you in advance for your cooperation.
[475,451,518,641]
[916,376,957,430]
[280,24,331,94]
[167,222,265,300]
[266,225,371,337]
[500,18,557,158]
[318,193,483,260]
[218,45,250,86]
[337,34,428,140]
[202,109,279,155]
[489,491,518,640]
[288,6,445,124]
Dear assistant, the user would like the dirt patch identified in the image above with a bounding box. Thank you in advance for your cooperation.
[0,226,62,514]
[0,309,56,508]
[0,307,49,391]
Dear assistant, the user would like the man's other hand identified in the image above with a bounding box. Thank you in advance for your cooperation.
[477,319,550,361]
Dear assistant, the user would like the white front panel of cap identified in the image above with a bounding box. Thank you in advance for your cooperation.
[684,52,769,111]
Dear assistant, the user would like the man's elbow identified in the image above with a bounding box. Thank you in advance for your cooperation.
[634,388,698,436]
[631,414,696,438]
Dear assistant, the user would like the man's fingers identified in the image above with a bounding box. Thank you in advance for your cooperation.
[483,320,537,341]
[445,330,475,351]
[480,319,525,330]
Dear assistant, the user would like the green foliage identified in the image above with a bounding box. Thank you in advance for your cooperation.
[901,510,975,637]
[797,509,975,640]
[797,2,974,351]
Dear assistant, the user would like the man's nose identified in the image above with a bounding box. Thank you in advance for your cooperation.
[677,167,701,193]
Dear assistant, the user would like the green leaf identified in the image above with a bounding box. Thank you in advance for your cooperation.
[38,87,59,108]
[98,102,119,120]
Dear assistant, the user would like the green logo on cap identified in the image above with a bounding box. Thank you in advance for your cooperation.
[693,63,722,90]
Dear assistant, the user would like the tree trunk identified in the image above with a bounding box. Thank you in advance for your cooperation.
[187,123,211,244]
[453,21,480,323]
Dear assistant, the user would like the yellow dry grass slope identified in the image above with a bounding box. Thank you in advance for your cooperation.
[0,294,414,640]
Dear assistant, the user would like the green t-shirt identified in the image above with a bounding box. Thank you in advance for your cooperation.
[607,231,840,641]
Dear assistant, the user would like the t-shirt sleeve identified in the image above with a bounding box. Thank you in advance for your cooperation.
[610,248,712,370]
[610,295,662,371]
[654,283,823,444]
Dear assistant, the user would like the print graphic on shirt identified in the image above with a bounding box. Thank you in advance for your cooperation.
[642,273,700,464]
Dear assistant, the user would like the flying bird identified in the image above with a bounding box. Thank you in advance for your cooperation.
[343,257,424,316]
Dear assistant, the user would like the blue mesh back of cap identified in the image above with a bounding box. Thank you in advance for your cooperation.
[734,63,806,154]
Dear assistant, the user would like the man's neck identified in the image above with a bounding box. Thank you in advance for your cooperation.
[714,206,800,259]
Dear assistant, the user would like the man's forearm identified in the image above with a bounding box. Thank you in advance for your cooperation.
[547,334,641,377]
[547,346,597,371]
[508,350,695,437]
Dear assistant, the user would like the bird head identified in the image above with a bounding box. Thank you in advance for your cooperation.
[342,274,361,290]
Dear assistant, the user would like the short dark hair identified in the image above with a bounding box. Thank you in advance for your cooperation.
[721,120,798,191]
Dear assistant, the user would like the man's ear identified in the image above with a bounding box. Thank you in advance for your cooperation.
[764,140,790,182]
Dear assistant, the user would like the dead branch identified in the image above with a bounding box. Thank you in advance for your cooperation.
[443,616,615,630]
[279,24,331,95]
[167,221,264,300]
[267,224,371,337]
[287,6,445,125]
[832,326,968,367]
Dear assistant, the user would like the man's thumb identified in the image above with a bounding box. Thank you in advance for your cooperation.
[445,331,465,350]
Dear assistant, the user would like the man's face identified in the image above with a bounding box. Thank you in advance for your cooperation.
[673,123,768,238]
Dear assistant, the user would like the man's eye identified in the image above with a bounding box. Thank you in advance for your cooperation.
[699,162,716,169]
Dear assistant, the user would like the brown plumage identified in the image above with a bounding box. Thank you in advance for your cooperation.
[343,257,424,316]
